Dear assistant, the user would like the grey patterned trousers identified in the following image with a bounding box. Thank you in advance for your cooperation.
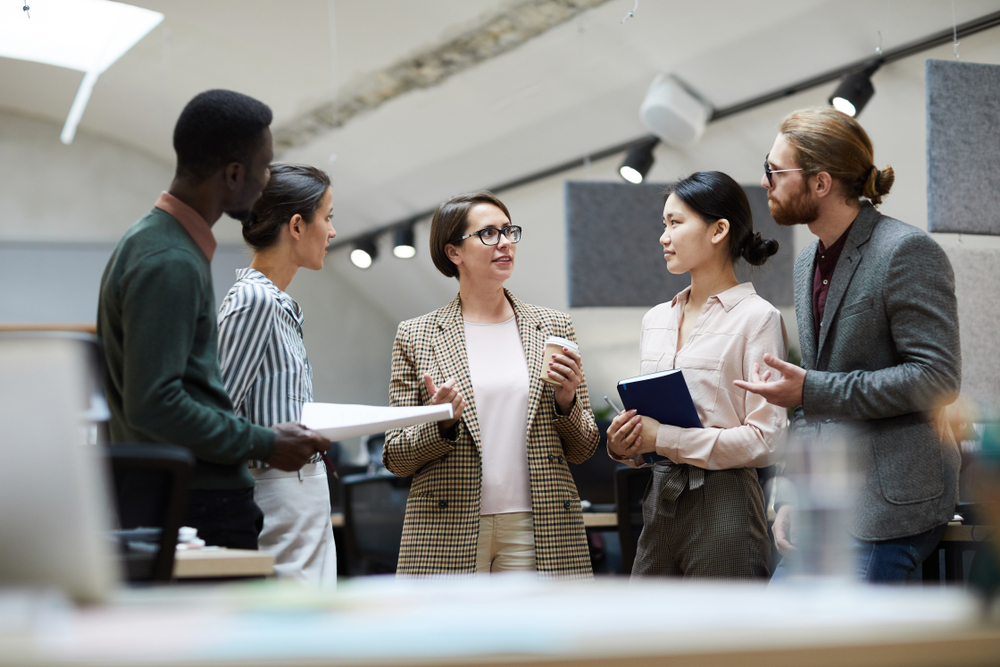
[631,463,770,580]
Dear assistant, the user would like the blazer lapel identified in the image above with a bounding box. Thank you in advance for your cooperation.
[507,290,547,433]
[794,243,819,369]
[432,294,482,453]
[815,205,878,360]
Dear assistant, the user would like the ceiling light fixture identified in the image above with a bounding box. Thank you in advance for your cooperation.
[0,0,164,144]
[392,222,417,259]
[619,137,659,184]
[829,63,880,117]
[350,237,378,269]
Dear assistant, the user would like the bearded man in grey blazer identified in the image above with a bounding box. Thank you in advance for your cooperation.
[735,107,961,583]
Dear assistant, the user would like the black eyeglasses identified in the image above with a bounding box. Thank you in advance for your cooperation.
[764,153,803,187]
[455,225,522,246]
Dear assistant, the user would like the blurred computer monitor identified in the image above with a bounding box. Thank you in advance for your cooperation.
[0,333,119,603]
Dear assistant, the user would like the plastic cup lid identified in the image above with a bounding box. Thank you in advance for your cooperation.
[544,336,578,350]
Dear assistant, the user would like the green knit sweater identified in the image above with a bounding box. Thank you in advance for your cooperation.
[97,207,275,489]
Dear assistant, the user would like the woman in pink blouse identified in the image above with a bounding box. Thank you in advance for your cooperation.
[607,171,787,579]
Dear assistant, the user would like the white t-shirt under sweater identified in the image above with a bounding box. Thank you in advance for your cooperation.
[464,316,532,515]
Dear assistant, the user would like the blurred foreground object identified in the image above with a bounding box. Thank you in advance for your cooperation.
[969,422,1000,606]
[782,423,856,579]
[0,333,119,603]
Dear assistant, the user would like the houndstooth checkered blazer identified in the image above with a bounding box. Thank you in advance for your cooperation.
[383,289,600,578]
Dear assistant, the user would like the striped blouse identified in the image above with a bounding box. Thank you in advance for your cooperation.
[217,268,317,467]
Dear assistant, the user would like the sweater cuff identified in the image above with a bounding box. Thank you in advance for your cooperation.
[249,425,277,463]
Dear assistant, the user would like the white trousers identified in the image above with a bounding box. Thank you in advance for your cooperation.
[475,512,537,574]
[252,462,337,587]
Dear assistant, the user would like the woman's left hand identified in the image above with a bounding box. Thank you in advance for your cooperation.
[549,346,583,414]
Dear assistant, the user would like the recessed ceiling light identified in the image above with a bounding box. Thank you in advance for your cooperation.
[0,0,163,144]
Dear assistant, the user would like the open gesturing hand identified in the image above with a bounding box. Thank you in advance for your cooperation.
[732,353,804,409]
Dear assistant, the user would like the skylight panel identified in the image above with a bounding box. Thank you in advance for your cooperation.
[0,0,164,144]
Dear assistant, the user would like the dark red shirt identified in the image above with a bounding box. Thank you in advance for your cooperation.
[812,224,853,340]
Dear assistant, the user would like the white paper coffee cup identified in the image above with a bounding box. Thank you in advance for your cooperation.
[542,336,579,386]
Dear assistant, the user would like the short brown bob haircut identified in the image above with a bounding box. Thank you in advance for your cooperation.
[429,190,512,279]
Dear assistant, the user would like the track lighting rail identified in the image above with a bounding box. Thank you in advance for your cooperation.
[329,9,1000,255]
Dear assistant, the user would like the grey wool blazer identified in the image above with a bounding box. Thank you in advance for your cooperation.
[793,204,961,541]
[383,290,600,577]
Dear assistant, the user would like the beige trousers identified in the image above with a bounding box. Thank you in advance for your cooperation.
[252,462,338,587]
[475,512,537,574]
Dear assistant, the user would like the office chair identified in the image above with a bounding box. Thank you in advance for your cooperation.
[614,465,652,575]
[341,471,410,576]
[105,443,194,582]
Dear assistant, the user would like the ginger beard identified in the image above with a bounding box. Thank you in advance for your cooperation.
[768,178,820,227]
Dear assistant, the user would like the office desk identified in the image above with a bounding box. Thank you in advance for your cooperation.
[924,522,996,583]
[581,514,996,540]
[6,577,1000,667]
[340,510,616,529]
[943,523,994,542]
[582,511,617,528]
[173,548,274,579]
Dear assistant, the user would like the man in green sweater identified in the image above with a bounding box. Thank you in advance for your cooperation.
[97,90,330,549]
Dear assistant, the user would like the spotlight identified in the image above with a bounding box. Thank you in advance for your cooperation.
[392,222,417,259]
[829,64,879,117]
[619,137,659,184]
[350,237,378,269]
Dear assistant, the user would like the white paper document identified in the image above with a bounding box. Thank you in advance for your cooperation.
[301,402,454,440]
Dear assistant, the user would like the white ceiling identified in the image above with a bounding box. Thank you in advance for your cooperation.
[3,0,999,236]
[3,0,1000,325]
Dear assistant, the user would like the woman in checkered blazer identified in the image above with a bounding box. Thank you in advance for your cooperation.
[383,191,600,578]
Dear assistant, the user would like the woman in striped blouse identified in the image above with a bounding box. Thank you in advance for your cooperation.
[217,163,338,585]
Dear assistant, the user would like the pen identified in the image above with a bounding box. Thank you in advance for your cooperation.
[320,447,339,479]
[603,395,624,416]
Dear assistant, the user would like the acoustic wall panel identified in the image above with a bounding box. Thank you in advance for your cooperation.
[926,59,1000,235]
[945,245,1000,407]
[565,181,793,308]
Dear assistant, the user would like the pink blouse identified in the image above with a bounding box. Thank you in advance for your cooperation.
[613,283,787,470]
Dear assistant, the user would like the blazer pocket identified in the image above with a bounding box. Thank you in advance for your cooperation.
[839,297,874,319]
[872,421,944,505]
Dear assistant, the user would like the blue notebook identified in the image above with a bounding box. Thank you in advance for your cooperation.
[616,368,703,464]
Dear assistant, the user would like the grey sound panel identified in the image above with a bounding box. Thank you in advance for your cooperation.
[926,59,1000,235]
[565,181,793,308]
[945,245,1000,406]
